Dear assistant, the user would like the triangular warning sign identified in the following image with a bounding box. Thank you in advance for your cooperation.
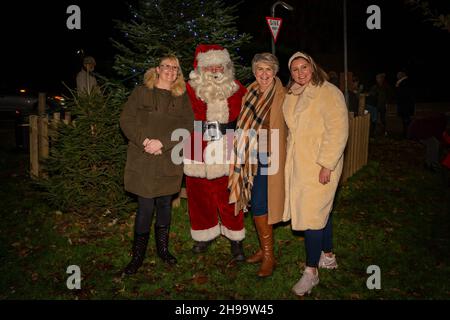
[266,17,283,43]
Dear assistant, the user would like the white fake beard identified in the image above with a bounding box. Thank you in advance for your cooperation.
[189,69,238,104]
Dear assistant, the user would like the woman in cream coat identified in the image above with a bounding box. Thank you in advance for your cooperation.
[282,52,349,296]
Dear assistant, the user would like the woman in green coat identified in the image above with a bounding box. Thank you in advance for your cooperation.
[120,54,194,275]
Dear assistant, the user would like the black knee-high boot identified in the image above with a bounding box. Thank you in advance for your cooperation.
[123,232,150,275]
[155,225,177,265]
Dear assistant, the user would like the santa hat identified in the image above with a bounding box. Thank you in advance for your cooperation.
[193,44,232,69]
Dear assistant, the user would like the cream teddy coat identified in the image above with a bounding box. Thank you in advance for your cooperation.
[282,81,349,231]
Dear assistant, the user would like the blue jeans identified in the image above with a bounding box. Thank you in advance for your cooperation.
[304,214,333,268]
[250,153,269,216]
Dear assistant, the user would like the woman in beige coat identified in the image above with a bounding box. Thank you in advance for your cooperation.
[229,53,287,277]
[282,52,348,296]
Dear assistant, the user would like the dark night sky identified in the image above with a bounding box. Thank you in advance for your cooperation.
[1,0,449,101]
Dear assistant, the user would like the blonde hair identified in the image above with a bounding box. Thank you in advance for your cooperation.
[144,54,186,96]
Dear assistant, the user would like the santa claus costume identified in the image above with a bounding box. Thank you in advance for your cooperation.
[184,44,247,260]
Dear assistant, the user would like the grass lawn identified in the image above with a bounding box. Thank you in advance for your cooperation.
[0,137,449,300]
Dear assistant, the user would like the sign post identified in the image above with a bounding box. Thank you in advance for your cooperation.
[266,17,283,55]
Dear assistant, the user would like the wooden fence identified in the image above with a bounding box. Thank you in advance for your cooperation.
[340,112,370,183]
[29,93,71,178]
[29,93,370,206]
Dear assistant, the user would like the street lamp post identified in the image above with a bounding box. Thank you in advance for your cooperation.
[343,0,349,107]
[271,1,294,55]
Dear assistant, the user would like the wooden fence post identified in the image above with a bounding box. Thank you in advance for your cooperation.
[363,114,370,165]
[38,116,49,178]
[341,113,354,183]
[349,113,357,177]
[63,112,71,125]
[358,115,364,169]
[358,93,366,116]
[38,92,46,116]
[29,115,39,178]
[39,116,49,159]
[53,112,61,124]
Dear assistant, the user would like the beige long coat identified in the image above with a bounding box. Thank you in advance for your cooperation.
[282,81,348,230]
[266,83,287,225]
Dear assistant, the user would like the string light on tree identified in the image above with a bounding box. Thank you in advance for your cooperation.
[112,0,253,84]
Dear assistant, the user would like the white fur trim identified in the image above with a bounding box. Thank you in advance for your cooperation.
[204,138,225,164]
[183,159,207,178]
[206,99,229,123]
[197,49,231,68]
[221,225,245,241]
[205,164,229,179]
[191,224,221,241]
[204,137,230,179]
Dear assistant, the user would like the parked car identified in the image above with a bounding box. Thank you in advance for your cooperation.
[0,90,67,148]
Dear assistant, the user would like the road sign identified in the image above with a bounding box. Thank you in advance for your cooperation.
[266,17,283,43]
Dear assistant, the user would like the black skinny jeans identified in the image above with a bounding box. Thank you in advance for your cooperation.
[134,195,172,234]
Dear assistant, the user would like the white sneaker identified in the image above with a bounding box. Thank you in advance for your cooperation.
[318,251,338,269]
[292,268,319,296]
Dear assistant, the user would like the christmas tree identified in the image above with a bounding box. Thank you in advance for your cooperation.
[112,0,253,86]
[41,0,253,216]
[40,84,134,216]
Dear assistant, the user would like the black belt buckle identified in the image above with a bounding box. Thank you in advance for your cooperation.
[203,121,222,141]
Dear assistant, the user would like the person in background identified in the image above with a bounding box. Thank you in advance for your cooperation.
[76,56,99,95]
[365,93,378,137]
[369,73,392,136]
[328,71,339,88]
[348,76,362,115]
[120,54,194,275]
[282,52,349,296]
[407,113,447,172]
[395,71,415,138]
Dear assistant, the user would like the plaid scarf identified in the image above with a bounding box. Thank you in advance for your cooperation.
[228,78,281,213]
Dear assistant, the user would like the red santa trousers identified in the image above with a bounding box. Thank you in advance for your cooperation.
[186,176,245,241]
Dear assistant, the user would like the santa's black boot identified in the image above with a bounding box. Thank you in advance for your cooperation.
[230,240,246,262]
[192,240,213,253]
[155,225,177,265]
[123,232,149,275]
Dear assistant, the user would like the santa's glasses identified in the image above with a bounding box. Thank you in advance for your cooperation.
[202,65,224,73]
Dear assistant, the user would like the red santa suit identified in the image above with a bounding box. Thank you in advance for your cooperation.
[184,44,247,242]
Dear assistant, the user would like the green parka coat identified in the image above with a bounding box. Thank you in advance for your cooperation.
[120,85,194,198]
